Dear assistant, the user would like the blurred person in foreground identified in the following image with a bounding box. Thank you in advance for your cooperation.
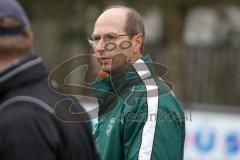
[89,5,185,160]
[0,0,99,159]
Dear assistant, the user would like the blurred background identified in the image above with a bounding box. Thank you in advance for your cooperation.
[18,0,240,159]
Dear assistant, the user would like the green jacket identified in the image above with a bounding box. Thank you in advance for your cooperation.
[92,54,185,160]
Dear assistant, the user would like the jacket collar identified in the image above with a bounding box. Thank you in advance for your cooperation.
[110,54,157,94]
[0,54,48,95]
[92,54,157,96]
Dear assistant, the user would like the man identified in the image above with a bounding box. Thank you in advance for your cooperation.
[90,6,185,160]
[0,0,99,159]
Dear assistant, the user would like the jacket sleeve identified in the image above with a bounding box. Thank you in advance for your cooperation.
[0,102,99,160]
[122,92,185,160]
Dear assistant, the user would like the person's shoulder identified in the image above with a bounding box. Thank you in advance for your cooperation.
[158,90,184,116]
[0,98,54,130]
[146,76,184,114]
[23,77,84,111]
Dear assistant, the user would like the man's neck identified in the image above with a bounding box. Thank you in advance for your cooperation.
[110,53,143,76]
[132,53,142,63]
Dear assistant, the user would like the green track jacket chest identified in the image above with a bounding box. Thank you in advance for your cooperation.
[92,54,185,160]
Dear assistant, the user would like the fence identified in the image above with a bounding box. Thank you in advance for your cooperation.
[184,48,240,105]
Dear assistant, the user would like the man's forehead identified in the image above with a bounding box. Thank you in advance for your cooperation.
[98,8,128,19]
[93,8,128,34]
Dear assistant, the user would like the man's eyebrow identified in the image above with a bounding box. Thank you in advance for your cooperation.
[92,32,118,37]
[105,32,117,35]
[91,34,99,37]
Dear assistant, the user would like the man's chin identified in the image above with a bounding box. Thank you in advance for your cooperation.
[101,65,111,74]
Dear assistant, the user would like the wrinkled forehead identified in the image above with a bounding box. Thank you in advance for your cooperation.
[93,8,128,35]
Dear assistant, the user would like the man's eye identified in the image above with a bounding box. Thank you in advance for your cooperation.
[105,35,116,41]
[93,36,101,42]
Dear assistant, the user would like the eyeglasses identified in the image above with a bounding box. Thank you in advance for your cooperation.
[88,33,137,47]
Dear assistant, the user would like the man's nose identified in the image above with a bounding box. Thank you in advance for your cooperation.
[95,39,105,52]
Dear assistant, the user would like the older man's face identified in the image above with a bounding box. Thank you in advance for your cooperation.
[92,8,135,75]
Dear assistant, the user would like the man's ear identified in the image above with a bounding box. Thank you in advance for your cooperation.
[133,33,144,53]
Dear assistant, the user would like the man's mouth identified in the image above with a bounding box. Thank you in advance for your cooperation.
[98,57,112,65]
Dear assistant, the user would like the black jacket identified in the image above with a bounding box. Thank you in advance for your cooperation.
[0,55,99,160]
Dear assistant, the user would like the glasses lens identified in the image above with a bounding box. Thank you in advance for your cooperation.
[92,36,101,42]
[104,34,117,43]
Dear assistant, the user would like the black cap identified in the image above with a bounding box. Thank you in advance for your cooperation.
[0,0,30,36]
